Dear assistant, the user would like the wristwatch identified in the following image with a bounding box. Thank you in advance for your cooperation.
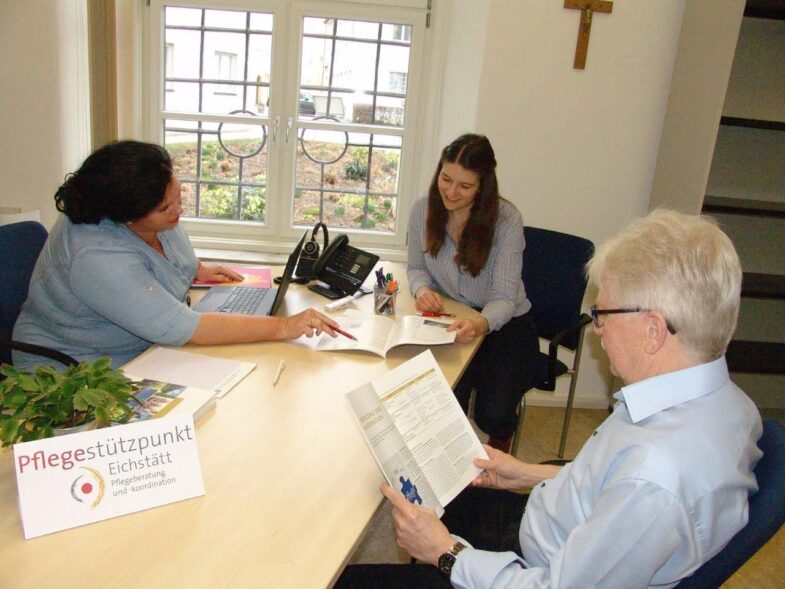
[437,540,467,578]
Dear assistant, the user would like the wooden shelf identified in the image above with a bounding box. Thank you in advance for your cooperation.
[744,0,785,20]
[742,272,785,299]
[703,196,785,219]
[726,340,785,375]
[720,116,785,131]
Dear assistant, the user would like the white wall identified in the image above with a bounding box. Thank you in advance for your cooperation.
[0,0,90,229]
[649,0,745,214]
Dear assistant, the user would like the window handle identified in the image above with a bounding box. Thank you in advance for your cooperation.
[285,117,293,144]
[272,116,280,142]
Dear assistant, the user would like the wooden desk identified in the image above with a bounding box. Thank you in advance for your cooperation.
[0,263,482,588]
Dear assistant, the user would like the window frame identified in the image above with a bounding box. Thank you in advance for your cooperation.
[142,0,441,257]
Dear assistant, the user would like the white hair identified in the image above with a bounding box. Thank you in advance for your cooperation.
[587,209,742,362]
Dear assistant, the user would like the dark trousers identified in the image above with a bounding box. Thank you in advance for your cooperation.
[334,487,529,588]
[455,313,539,438]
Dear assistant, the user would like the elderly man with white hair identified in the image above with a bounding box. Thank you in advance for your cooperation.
[336,209,762,589]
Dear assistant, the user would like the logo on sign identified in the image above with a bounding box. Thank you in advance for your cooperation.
[69,466,105,508]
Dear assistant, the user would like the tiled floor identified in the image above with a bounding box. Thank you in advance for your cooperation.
[348,405,785,588]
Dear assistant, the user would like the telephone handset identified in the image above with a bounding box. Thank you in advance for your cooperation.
[307,234,380,299]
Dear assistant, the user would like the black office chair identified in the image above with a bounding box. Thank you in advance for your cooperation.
[677,418,785,588]
[511,226,594,458]
[0,221,78,367]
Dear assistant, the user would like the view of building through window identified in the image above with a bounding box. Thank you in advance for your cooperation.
[159,4,414,235]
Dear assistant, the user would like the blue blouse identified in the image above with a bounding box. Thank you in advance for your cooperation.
[13,216,201,369]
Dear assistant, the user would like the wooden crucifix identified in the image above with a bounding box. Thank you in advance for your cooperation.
[565,0,613,69]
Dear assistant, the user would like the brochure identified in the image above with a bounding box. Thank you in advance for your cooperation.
[116,378,217,424]
[315,314,456,358]
[345,349,487,517]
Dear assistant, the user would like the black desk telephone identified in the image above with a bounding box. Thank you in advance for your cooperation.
[277,222,379,299]
[308,233,379,299]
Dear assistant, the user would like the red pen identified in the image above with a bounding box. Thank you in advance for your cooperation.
[419,311,455,318]
[332,326,358,341]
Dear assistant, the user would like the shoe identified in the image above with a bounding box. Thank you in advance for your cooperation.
[487,436,512,453]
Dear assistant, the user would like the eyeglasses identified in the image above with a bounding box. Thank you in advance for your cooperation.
[590,305,676,334]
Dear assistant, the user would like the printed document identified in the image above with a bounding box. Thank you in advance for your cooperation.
[345,349,487,516]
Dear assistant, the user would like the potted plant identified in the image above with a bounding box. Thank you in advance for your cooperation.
[0,357,137,447]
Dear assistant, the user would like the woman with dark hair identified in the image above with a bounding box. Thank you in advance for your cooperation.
[407,134,538,451]
[13,140,338,370]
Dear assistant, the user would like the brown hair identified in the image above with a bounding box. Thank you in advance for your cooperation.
[425,134,499,276]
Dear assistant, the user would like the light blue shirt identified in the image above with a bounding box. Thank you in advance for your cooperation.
[451,357,762,589]
[406,197,531,332]
[13,216,201,369]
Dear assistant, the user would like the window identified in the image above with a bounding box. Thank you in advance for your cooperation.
[214,51,237,94]
[144,1,433,251]
[392,24,411,42]
[389,72,407,94]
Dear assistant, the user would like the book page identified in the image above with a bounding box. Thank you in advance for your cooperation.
[388,315,456,349]
[314,315,396,357]
[346,384,442,515]
[360,350,487,509]
[315,314,455,357]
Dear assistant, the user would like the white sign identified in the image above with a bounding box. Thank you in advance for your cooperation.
[13,415,205,539]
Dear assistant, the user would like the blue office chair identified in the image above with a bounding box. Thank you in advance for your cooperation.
[511,226,594,458]
[0,221,78,367]
[676,418,785,588]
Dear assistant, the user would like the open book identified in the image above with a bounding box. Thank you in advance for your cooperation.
[345,349,487,517]
[315,314,456,358]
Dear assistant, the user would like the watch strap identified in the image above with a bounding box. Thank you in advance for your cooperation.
[437,541,467,578]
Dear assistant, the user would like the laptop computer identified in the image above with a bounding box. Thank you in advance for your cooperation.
[193,231,307,317]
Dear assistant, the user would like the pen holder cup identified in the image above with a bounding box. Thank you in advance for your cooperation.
[374,286,398,316]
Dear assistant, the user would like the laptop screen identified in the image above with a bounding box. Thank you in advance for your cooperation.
[270,230,307,316]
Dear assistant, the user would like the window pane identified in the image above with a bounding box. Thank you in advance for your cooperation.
[301,16,411,130]
[165,8,272,120]
[379,44,410,93]
[249,13,273,32]
[336,19,379,41]
[164,113,268,222]
[165,81,200,111]
[166,6,202,27]
[294,129,399,232]
[204,9,247,30]
[247,33,272,84]
[165,29,201,79]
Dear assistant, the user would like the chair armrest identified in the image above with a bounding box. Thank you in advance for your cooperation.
[1,339,79,368]
[541,313,592,391]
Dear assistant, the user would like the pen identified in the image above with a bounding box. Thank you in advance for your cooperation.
[273,359,286,386]
[332,326,358,341]
[419,311,456,318]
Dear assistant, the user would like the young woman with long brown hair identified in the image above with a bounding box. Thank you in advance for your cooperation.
[407,134,539,451]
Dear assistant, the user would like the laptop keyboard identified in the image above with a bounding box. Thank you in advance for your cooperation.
[216,287,270,314]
